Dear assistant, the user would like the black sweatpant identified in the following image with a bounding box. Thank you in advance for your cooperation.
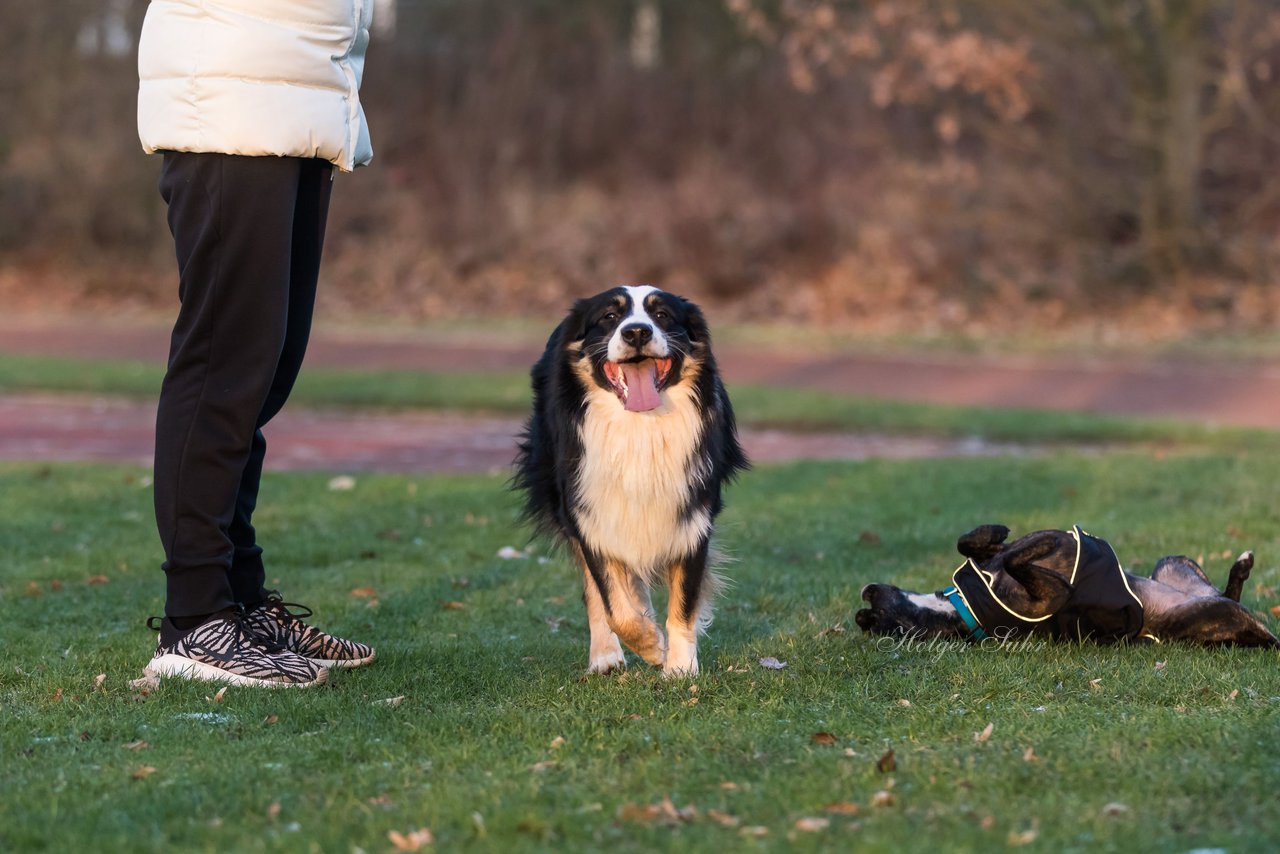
[154,152,334,619]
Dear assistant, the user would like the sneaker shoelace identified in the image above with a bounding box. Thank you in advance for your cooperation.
[146,608,289,655]
[247,593,371,662]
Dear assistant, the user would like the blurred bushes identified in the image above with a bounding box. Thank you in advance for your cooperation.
[3,0,1280,333]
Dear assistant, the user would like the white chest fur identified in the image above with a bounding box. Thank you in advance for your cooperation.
[574,381,712,575]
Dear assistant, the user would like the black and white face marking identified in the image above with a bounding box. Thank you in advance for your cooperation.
[606,285,671,362]
[855,584,968,639]
[570,285,705,413]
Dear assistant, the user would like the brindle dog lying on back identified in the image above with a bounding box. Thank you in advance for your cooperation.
[856,524,1278,648]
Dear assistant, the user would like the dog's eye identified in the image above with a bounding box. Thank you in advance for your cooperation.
[652,309,669,321]
[602,311,619,323]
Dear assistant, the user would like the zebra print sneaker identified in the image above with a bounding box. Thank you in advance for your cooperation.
[242,594,376,669]
[147,611,328,688]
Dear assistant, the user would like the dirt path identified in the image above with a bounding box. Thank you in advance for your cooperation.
[1,314,1277,474]
[5,314,1280,427]
[0,394,1030,474]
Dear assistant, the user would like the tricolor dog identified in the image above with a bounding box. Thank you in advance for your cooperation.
[514,286,748,676]
[856,524,1279,647]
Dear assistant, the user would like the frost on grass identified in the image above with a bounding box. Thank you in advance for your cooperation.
[173,712,233,724]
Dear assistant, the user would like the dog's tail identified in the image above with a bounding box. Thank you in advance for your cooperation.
[696,546,735,634]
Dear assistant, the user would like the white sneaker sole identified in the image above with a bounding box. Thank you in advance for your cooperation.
[149,653,328,688]
[309,650,377,669]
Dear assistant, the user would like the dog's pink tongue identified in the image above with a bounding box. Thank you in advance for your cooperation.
[621,361,662,412]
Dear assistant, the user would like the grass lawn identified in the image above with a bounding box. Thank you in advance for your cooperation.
[2,452,1279,852]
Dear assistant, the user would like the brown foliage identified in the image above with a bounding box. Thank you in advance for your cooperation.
[3,0,1280,335]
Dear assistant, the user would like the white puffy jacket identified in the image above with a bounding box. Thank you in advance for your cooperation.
[137,0,373,171]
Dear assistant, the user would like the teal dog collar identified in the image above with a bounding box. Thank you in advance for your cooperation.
[941,585,987,640]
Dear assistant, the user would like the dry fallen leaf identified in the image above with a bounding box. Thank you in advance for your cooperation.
[758,656,787,670]
[210,686,228,703]
[618,797,697,825]
[375,696,406,707]
[795,817,830,832]
[1269,604,1280,618]
[263,715,279,725]
[1023,746,1039,763]
[896,698,912,707]
[549,736,566,750]
[975,722,994,744]
[1089,678,1103,690]
[350,587,378,598]
[387,828,434,850]
[25,581,43,597]
[1100,802,1130,817]
[267,801,281,821]
[824,802,860,815]
[870,790,895,808]
[86,575,110,586]
[529,760,559,772]
[1008,821,1039,846]
[129,668,161,692]
[92,673,107,692]
[980,815,995,830]
[123,740,150,751]
[707,809,740,828]
[739,826,769,838]
[1227,688,1239,701]
[131,765,157,781]
[876,749,896,773]
[441,601,467,611]
[1154,660,1167,671]
[327,475,356,491]
[811,732,837,746]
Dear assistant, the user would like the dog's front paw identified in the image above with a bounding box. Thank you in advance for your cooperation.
[663,632,698,677]
[854,607,880,633]
[662,659,698,678]
[588,637,629,676]
[587,647,627,675]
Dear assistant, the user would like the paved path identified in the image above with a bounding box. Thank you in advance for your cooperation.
[1,314,1277,474]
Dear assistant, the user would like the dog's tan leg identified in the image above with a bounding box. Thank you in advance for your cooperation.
[582,566,627,674]
[664,559,701,677]
[604,560,666,667]
[572,541,626,674]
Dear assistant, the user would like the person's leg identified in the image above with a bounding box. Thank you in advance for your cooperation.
[226,158,334,607]
[154,152,307,621]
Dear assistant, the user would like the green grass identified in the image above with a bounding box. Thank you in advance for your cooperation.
[1,352,1273,452]
[3,453,1280,852]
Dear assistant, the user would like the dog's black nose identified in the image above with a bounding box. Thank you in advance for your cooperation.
[620,324,653,347]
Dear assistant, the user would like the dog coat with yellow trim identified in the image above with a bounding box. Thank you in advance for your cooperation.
[943,526,1146,643]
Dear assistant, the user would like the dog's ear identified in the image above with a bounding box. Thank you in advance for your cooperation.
[957,524,1010,561]
[561,299,593,343]
[682,298,710,344]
